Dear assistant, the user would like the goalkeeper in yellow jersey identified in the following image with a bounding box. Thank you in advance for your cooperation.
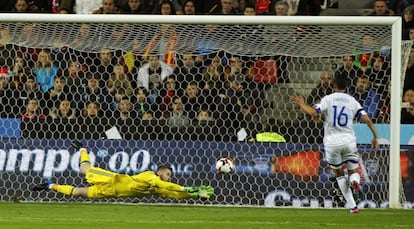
[32,141,213,200]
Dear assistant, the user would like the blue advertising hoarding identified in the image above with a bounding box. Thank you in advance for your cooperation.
[1,139,413,208]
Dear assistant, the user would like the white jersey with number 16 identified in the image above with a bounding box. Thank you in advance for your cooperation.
[313,92,366,146]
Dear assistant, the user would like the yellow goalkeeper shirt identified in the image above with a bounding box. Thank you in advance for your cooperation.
[85,167,191,199]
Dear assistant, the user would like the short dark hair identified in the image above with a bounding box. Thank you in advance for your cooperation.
[157,165,172,173]
[333,74,348,90]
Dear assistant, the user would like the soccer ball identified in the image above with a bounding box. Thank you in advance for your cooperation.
[215,158,234,174]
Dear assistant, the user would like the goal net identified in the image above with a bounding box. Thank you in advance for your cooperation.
[0,14,412,208]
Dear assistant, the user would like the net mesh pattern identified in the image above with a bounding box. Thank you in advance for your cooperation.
[0,18,411,207]
[1,23,393,57]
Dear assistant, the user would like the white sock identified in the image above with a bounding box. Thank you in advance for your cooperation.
[336,176,356,208]
[349,172,360,185]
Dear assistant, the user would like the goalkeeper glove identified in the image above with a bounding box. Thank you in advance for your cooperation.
[190,185,214,200]
[183,186,199,193]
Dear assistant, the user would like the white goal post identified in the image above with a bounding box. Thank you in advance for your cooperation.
[0,14,409,208]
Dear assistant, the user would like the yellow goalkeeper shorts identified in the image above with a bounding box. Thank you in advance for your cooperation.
[85,167,138,199]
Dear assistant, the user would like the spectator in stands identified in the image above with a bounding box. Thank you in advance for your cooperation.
[202,56,225,97]
[306,71,334,106]
[334,55,363,94]
[352,75,381,122]
[0,68,18,118]
[365,54,390,95]
[49,99,78,120]
[181,81,205,119]
[81,101,102,118]
[382,83,414,124]
[273,0,289,16]
[79,100,106,139]
[58,0,75,13]
[166,95,191,127]
[243,4,256,15]
[109,87,128,111]
[91,48,116,84]
[62,59,86,92]
[403,89,414,104]
[254,0,270,15]
[32,49,58,93]
[121,0,147,14]
[142,110,154,121]
[106,64,134,98]
[403,5,414,40]
[137,54,174,103]
[22,98,46,120]
[134,86,157,119]
[16,0,56,13]
[211,0,240,15]
[14,74,42,114]
[111,96,138,121]
[213,74,246,135]
[9,55,31,90]
[196,108,214,121]
[74,72,111,115]
[183,0,197,15]
[367,0,394,16]
[157,0,177,15]
[11,0,30,12]
[388,0,414,15]
[409,27,414,40]
[43,75,72,113]
[272,0,320,16]
[92,0,120,14]
[404,46,414,92]
[174,52,203,90]
[401,102,414,124]
[158,75,179,118]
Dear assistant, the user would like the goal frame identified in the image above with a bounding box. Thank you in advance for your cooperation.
[0,14,403,208]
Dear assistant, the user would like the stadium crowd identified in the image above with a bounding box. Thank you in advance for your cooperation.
[0,0,413,142]
[0,0,410,17]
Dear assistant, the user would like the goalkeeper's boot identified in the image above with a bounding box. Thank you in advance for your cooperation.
[197,185,214,200]
[32,180,53,191]
[71,141,84,150]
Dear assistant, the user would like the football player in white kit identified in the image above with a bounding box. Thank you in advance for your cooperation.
[291,75,379,214]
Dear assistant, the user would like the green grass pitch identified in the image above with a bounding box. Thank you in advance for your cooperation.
[0,202,413,229]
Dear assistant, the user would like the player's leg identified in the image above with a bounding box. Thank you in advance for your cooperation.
[32,180,89,198]
[325,144,359,213]
[331,166,358,213]
[72,141,91,174]
[79,147,91,174]
[49,184,89,198]
[343,143,362,194]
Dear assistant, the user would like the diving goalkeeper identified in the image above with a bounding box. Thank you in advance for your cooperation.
[32,141,213,200]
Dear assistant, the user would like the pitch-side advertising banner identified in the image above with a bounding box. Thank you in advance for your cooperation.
[0,139,413,209]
